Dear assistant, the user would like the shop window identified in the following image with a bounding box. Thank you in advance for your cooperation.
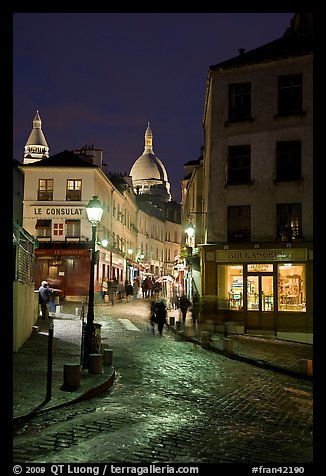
[227,146,251,184]
[217,265,244,310]
[278,263,306,312]
[277,74,303,116]
[38,179,53,201]
[228,82,251,121]
[66,179,82,201]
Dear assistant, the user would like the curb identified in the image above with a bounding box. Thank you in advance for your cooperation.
[13,367,116,424]
[166,325,313,382]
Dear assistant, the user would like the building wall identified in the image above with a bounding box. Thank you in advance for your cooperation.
[206,56,313,243]
[198,38,313,342]
[13,281,38,352]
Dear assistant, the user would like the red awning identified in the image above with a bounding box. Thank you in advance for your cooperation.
[35,220,51,228]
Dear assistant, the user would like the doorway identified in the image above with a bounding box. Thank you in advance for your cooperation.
[246,273,275,333]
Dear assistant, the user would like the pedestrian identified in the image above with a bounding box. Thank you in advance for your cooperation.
[191,293,200,324]
[141,277,148,298]
[125,280,133,302]
[101,278,108,300]
[154,299,167,336]
[133,277,140,300]
[179,294,191,324]
[38,281,52,319]
[149,299,156,335]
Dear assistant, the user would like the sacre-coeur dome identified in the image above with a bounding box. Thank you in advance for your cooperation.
[129,123,171,201]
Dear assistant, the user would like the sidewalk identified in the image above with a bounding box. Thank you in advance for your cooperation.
[13,299,313,423]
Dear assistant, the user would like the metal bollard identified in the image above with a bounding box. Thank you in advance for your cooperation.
[176,321,182,331]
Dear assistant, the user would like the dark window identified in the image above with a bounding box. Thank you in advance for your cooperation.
[65,220,80,238]
[228,206,251,242]
[278,74,303,116]
[35,219,51,238]
[276,141,302,181]
[228,146,251,184]
[229,82,251,121]
[38,179,53,201]
[277,204,302,241]
[66,180,82,201]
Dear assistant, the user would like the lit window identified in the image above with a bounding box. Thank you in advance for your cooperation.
[278,263,306,312]
[66,180,82,201]
[217,265,244,310]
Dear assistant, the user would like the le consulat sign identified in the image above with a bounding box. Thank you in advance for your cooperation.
[33,206,83,216]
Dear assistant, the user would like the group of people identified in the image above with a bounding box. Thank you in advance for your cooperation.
[148,292,200,336]
[101,277,141,304]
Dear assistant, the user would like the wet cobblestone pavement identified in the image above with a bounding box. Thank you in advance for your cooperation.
[13,299,314,466]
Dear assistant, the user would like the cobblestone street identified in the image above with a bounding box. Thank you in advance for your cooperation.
[13,299,313,465]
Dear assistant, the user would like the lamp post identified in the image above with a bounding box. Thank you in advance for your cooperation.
[83,196,103,368]
[184,211,207,301]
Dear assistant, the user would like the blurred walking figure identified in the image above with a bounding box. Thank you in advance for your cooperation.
[149,299,156,335]
[133,277,140,300]
[179,294,191,324]
[191,293,200,324]
[125,280,133,302]
[154,299,167,336]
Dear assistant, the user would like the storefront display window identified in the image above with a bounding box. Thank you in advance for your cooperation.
[247,275,274,311]
[217,265,243,309]
[278,263,306,312]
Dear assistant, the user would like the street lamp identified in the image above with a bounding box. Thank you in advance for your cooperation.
[83,196,103,368]
[185,222,195,239]
[185,211,207,239]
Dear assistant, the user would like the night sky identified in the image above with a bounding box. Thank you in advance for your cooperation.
[13,12,294,202]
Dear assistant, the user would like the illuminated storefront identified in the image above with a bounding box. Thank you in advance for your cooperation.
[201,245,312,343]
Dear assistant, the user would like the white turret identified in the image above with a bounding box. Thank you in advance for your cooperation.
[23,111,49,164]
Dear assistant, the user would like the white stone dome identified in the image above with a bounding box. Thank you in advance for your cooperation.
[130,123,171,201]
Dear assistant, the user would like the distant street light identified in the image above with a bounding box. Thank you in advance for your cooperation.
[185,222,195,238]
[83,196,103,368]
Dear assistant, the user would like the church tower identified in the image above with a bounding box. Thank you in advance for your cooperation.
[129,123,171,202]
[23,111,49,164]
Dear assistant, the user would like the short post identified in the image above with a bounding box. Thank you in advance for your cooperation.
[55,305,62,316]
[299,359,313,377]
[201,330,210,345]
[88,353,103,374]
[63,363,81,389]
[103,349,113,366]
[223,337,233,353]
